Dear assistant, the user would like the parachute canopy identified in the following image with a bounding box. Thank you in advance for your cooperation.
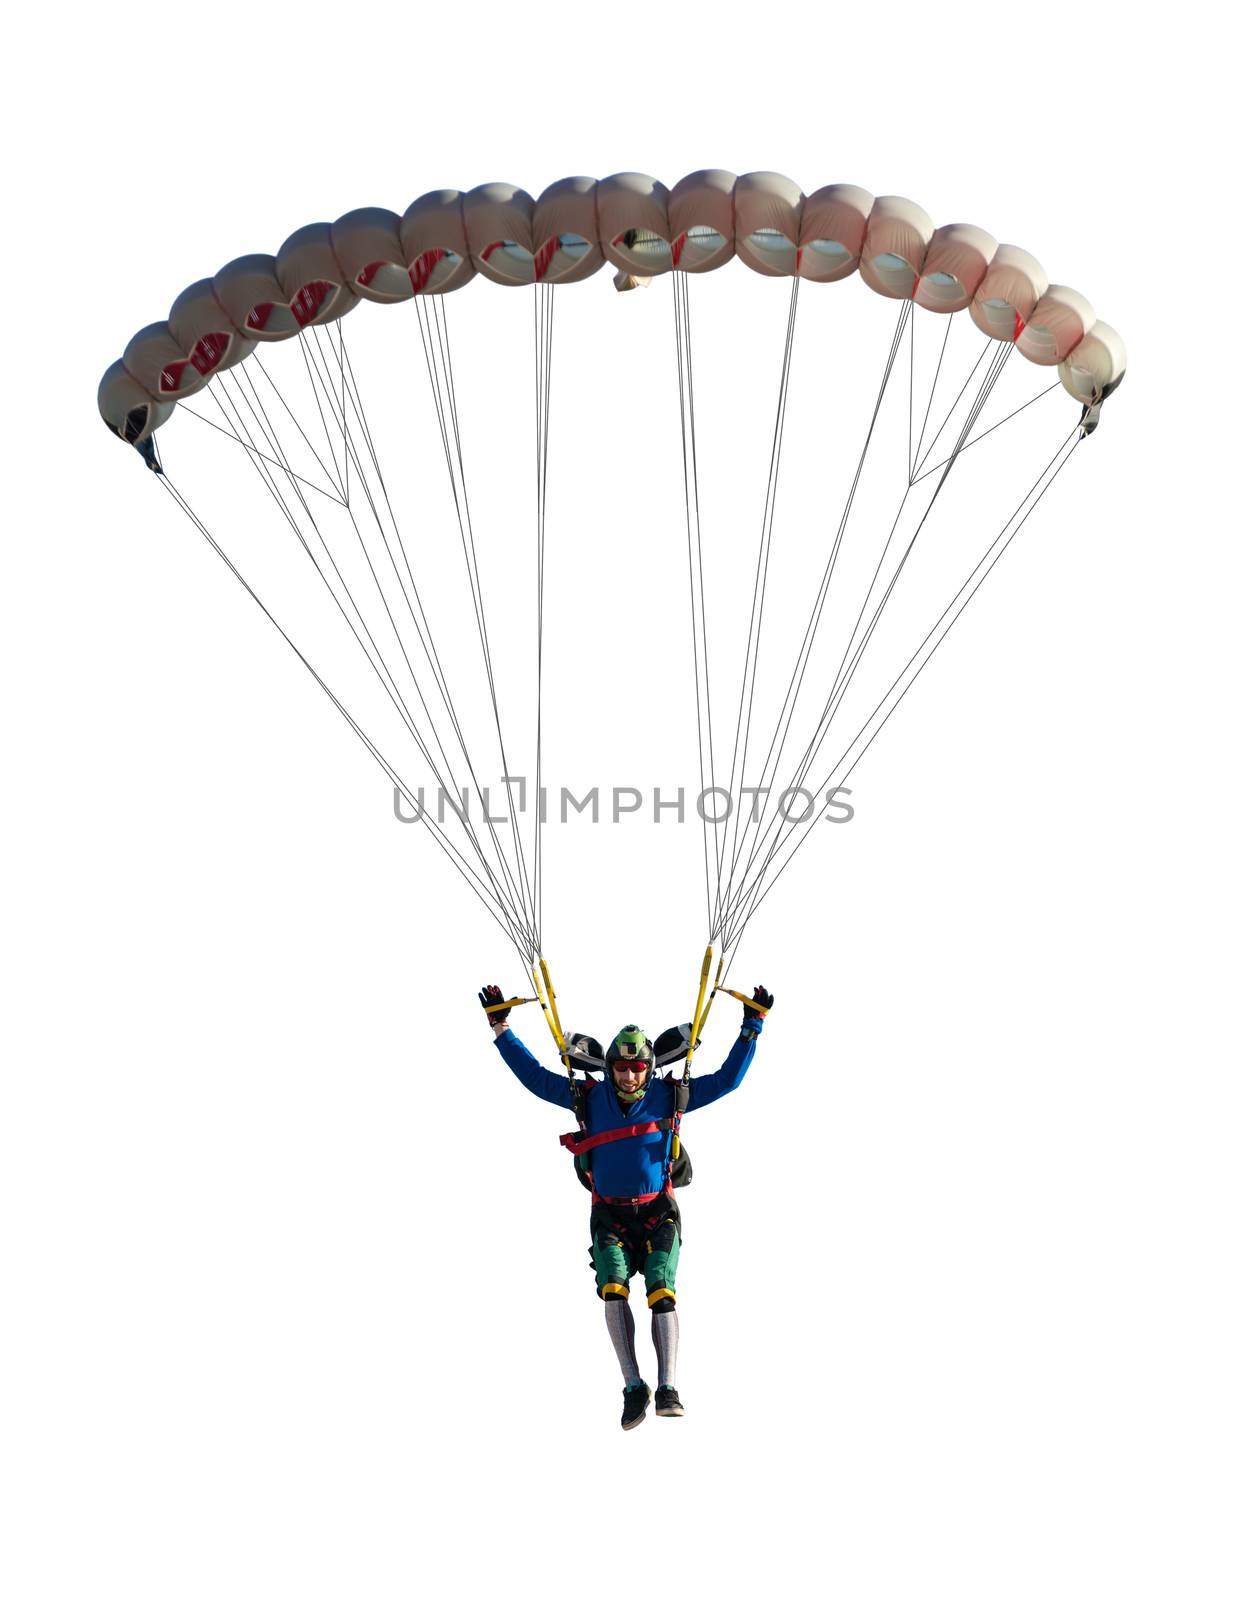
[99,170,1125,450]
[100,170,1125,977]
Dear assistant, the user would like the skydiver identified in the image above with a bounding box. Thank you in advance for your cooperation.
[479,981,773,1430]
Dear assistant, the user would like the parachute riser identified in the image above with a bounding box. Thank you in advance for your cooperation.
[695,952,726,1040]
[532,956,595,1161]
[672,946,720,1159]
[532,956,573,1075]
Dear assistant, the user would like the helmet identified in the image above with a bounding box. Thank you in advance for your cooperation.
[606,1025,654,1067]
[606,1025,654,1103]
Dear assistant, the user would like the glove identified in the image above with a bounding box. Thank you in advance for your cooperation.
[743,985,773,1020]
[478,984,510,1024]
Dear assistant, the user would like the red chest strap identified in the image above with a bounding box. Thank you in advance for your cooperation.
[559,1118,672,1157]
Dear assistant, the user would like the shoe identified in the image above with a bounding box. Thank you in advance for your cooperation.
[655,1385,684,1418]
[621,1382,651,1430]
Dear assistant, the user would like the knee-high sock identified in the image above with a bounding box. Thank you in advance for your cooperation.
[651,1306,679,1388]
[605,1298,642,1387]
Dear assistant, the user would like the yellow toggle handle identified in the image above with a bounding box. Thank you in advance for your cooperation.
[717,986,770,1017]
[483,995,537,1016]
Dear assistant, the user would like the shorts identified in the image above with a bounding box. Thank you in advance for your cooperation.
[589,1196,682,1306]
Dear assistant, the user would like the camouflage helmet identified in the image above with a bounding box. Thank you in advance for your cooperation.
[605,1025,654,1068]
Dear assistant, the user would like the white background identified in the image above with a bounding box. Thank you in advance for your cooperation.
[3,6,1236,1599]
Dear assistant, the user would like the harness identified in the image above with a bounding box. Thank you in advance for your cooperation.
[523,955,711,1200]
[559,1075,692,1197]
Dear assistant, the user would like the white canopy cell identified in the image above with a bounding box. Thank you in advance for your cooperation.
[734,171,804,277]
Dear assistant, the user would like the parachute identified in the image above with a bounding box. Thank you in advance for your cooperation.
[98,169,1125,992]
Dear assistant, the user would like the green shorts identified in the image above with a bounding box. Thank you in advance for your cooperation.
[589,1198,681,1307]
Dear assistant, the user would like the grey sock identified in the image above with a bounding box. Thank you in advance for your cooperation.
[605,1297,642,1387]
[652,1307,679,1388]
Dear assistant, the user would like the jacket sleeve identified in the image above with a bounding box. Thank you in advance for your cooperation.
[684,1016,761,1112]
[494,1029,574,1111]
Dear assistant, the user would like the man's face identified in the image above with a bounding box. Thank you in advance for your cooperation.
[612,1061,649,1094]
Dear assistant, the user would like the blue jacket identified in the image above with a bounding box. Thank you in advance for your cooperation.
[495,1018,762,1200]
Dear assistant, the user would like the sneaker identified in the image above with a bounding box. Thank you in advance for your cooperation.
[621,1382,651,1430]
[654,1385,685,1418]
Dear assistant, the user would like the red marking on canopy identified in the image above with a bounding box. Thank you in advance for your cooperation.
[190,332,229,375]
[671,232,686,269]
[158,359,191,394]
[291,281,332,327]
[246,302,275,333]
[533,236,559,282]
[356,260,394,289]
[409,248,446,295]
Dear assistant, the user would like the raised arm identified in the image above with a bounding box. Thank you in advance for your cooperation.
[479,982,574,1111]
[685,985,772,1112]
[494,1027,575,1109]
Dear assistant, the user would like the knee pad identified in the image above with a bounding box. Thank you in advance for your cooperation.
[648,1287,677,1311]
